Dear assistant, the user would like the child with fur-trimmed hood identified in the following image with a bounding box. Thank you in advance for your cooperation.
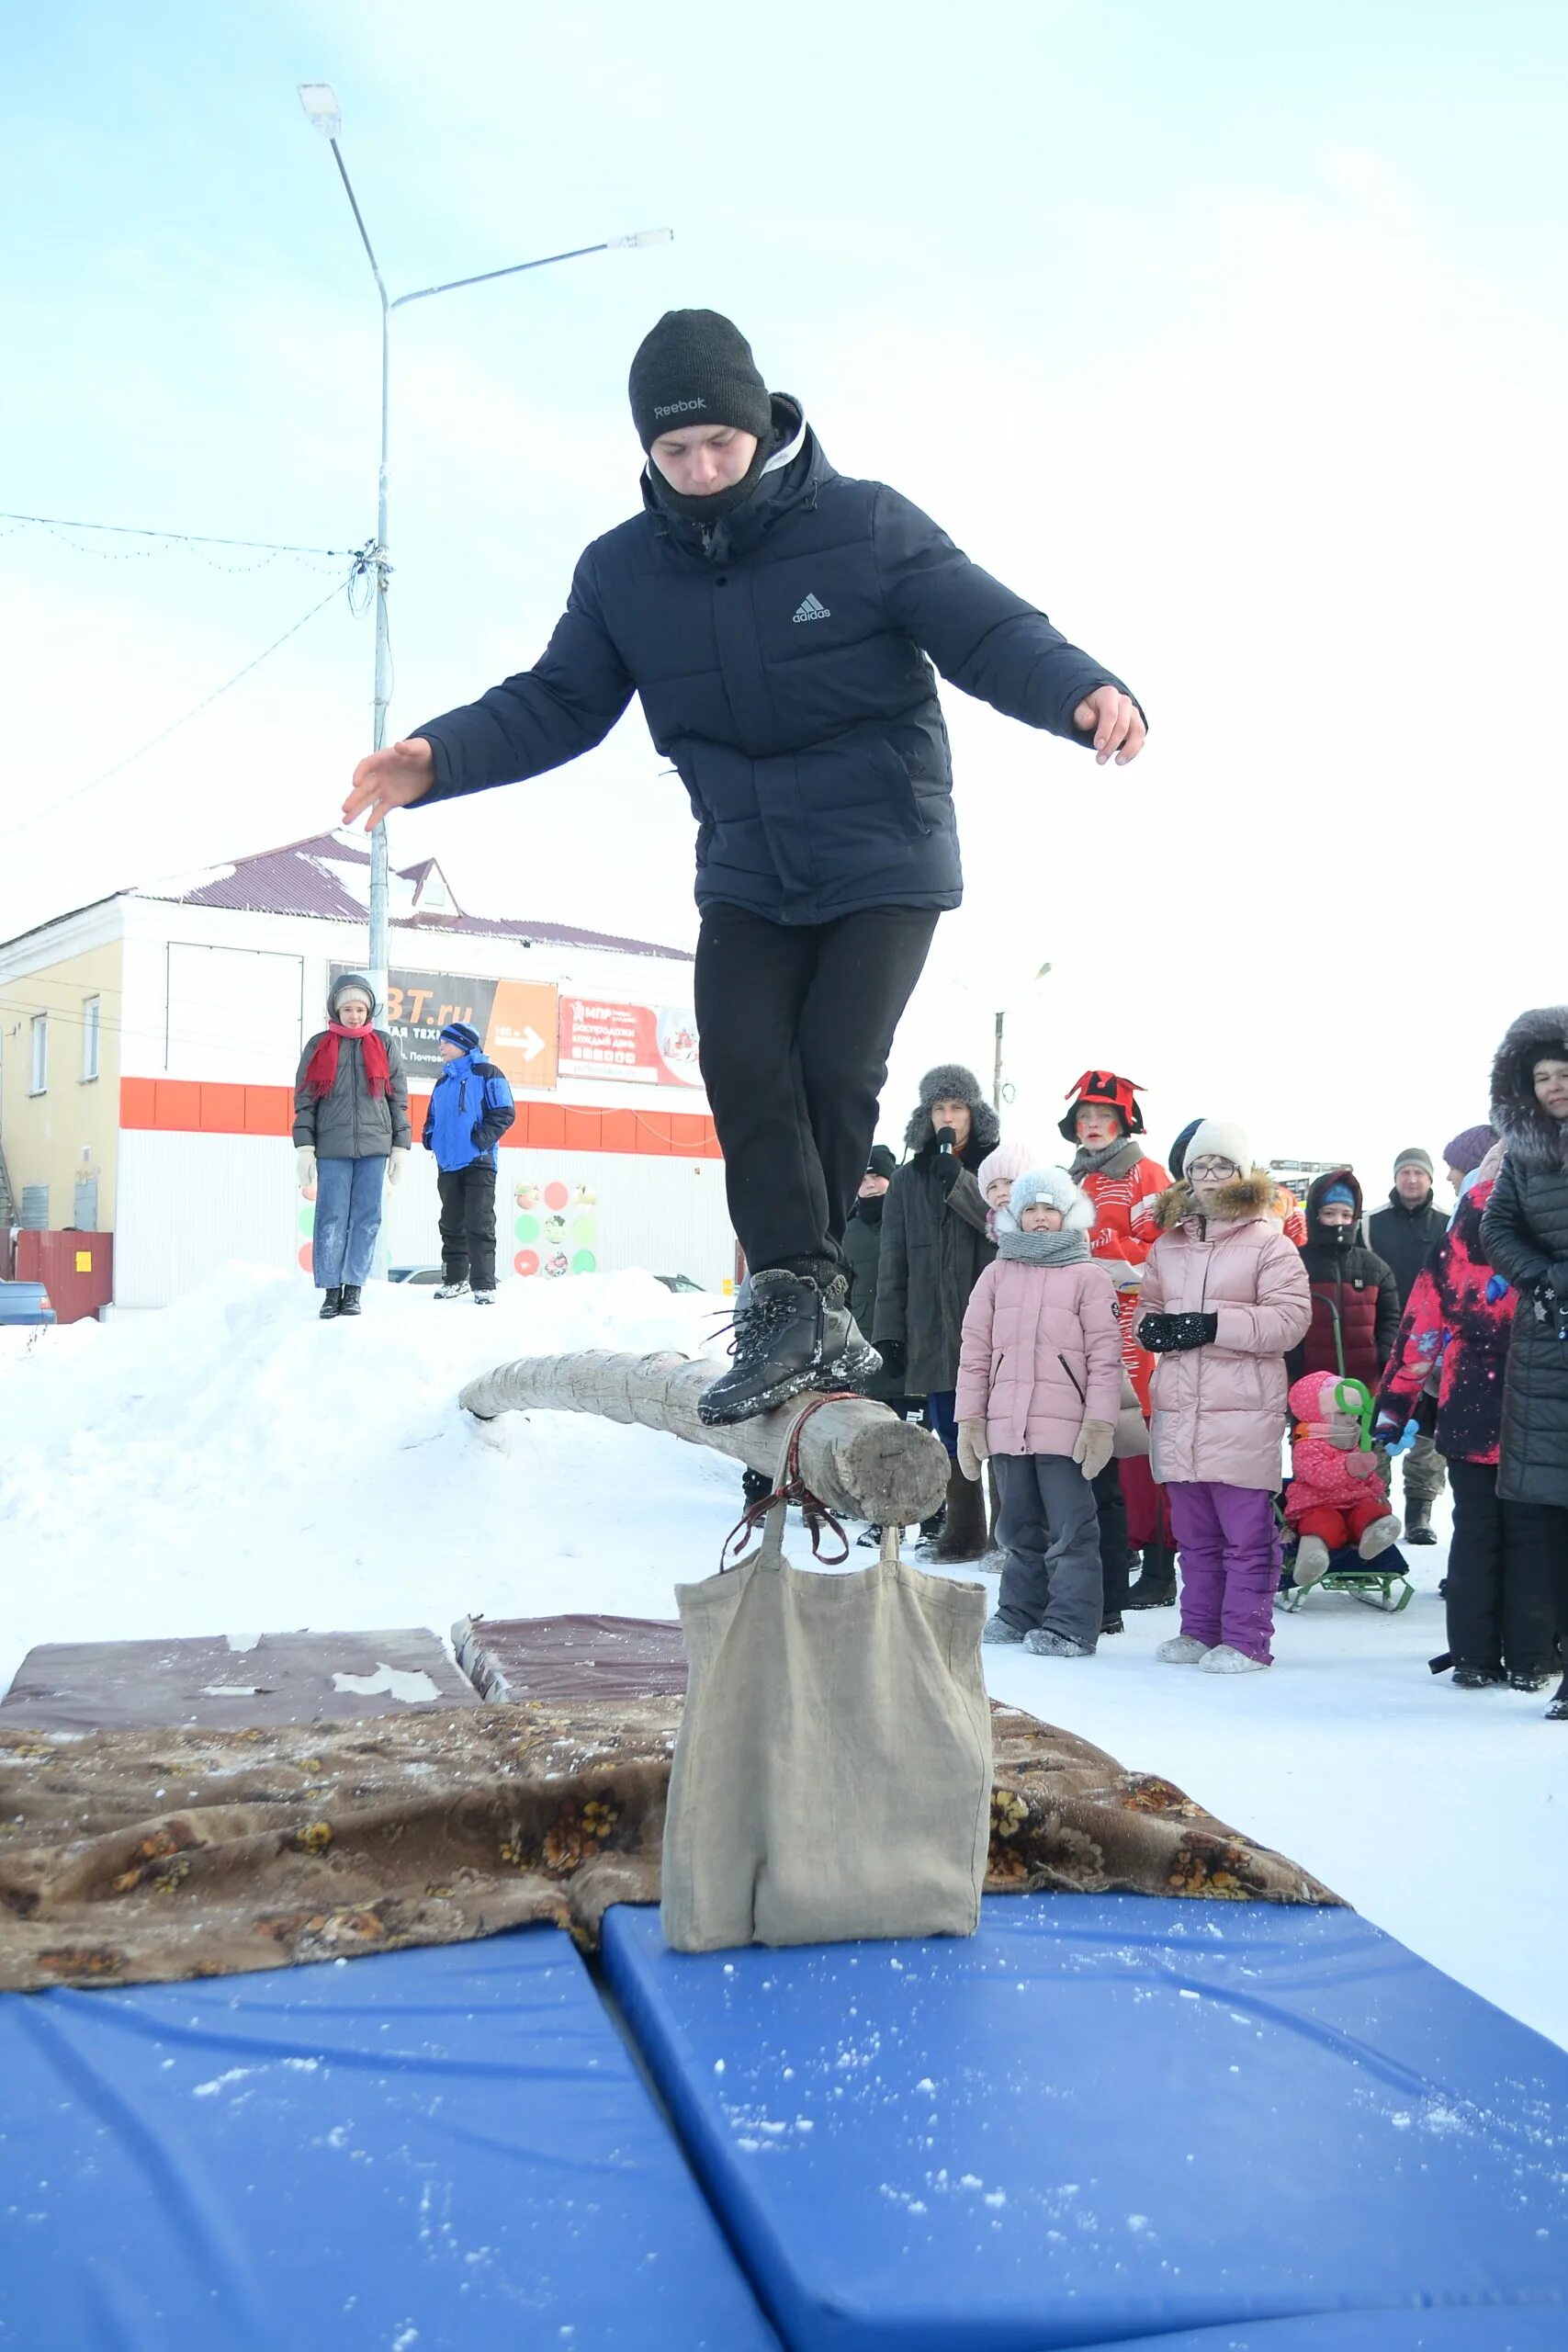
[955,1169,1122,1657]
[1135,1121,1313,1674]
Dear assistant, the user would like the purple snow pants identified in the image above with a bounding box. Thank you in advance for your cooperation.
[1168,1480,1281,1665]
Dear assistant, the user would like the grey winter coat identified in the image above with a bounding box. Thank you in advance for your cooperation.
[292,976,412,1161]
[1480,1004,1568,1510]
[874,1105,1001,1395]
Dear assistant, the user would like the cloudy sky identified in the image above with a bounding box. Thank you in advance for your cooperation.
[3,1,1563,1192]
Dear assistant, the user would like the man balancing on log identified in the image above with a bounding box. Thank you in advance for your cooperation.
[344,309,1146,1426]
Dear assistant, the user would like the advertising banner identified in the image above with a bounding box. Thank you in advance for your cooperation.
[333,966,558,1089]
[558,998,702,1088]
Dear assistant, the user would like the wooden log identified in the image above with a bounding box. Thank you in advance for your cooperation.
[460,1349,951,1528]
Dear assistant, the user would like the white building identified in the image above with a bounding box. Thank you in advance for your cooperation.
[0,831,735,1307]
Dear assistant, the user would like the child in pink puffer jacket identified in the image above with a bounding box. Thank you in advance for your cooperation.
[956,1168,1122,1657]
[1284,1371,1402,1587]
[1136,1119,1313,1675]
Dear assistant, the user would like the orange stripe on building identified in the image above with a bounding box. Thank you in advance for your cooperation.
[119,1078,721,1159]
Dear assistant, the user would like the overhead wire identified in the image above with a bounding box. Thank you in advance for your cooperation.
[0,510,360,569]
[0,551,375,845]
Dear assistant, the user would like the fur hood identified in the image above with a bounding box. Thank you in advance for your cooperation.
[1154,1169,1278,1231]
[1490,1005,1568,1173]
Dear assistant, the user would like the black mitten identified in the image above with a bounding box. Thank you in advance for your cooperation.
[1139,1310,1219,1353]
[878,1340,908,1382]
[932,1153,963,1196]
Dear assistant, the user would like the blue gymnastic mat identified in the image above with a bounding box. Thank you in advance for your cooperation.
[1099,2313,1564,2350]
[0,1925,778,2352]
[602,1894,1568,2352]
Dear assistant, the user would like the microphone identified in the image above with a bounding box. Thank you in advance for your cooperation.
[936,1125,956,1155]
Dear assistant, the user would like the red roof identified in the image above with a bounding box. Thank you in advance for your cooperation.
[137,832,692,963]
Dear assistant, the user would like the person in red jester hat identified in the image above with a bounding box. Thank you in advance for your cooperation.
[1062,1069,1173,1612]
[1284,1370,1403,1589]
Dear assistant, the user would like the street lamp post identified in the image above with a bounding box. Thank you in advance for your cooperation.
[297,84,671,1002]
[993,960,1054,1107]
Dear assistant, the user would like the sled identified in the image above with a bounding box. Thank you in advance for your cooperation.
[1280,1541,1415,1614]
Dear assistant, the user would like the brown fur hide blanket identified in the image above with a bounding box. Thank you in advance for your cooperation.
[0,1700,1340,1992]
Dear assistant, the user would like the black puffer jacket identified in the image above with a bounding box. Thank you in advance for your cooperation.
[1368,1189,1450,1309]
[414,400,1137,927]
[1480,1005,1568,1509]
[874,1094,1000,1395]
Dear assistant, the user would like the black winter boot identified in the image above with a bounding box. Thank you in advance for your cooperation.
[932,1457,988,1564]
[1544,1675,1568,1721]
[337,1285,363,1317]
[698,1269,828,1426]
[318,1287,343,1320]
[1126,1543,1179,1609]
[1404,1495,1437,1544]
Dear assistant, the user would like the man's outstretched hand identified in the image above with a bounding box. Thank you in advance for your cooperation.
[1073,685,1145,766]
[343,737,435,832]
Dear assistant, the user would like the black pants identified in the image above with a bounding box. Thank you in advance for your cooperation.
[694,901,939,1277]
[438,1162,498,1292]
[1447,1460,1557,1676]
[1092,1458,1131,1613]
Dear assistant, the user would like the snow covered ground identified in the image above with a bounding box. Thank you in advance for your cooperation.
[3,1268,1564,2052]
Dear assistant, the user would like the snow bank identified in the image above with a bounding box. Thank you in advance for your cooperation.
[0,1265,744,1690]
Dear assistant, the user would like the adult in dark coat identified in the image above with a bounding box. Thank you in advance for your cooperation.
[875,1065,999,1561]
[1368,1147,1452,1542]
[1479,1005,1568,1720]
[343,309,1144,1429]
[1287,1169,1402,1389]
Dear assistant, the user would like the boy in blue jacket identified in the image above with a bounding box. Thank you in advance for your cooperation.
[347,309,1145,1411]
[423,1022,515,1303]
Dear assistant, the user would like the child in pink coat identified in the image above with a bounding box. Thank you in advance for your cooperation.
[956,1169,1122,1657]
[1135,1120,1313,1674]
[1284,1372,1403,1586]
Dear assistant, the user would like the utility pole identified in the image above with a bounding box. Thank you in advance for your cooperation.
[297,83,671,1006]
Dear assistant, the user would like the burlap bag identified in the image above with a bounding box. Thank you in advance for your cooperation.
[661,1515,993,1951]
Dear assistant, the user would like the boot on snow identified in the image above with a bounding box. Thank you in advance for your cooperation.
[698,1269,829,1426]
[434,1278,471,1301]
[1403,1495,1437,1545]
[1125,1543,1178,1609]
[931,1456,988,1564]
[1156,1634,1211,1664]
[982,1613,1026,1645]
[1452,1663,1505,1690]
[914,1505,947,1553]
[1545,1676,1568,1721]
[1100,1611,1124,1635]
[472,1289,496,1306]
[1024,1627,1095,1658]
[318,1287,344,1320]
[338,1285,363,1317]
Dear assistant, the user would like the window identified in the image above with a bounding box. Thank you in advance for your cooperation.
[29,1013,47,1095]
[82,996,101,1082]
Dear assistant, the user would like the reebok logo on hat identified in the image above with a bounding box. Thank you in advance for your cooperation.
[653,397,707,417]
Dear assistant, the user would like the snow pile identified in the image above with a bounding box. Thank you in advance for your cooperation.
[2,1265,1566,2053]
[0,1265,744,1683]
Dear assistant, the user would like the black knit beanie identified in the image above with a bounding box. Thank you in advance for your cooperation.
[628,310,773,453]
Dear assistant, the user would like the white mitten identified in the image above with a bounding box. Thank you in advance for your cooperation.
[957,1419,990,1483]
[388,1147,409,1187]
[1072,1419,1115,1481]
[295,1146,316,1189]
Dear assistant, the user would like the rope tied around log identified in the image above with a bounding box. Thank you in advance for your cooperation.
[719,1390,860,1571]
